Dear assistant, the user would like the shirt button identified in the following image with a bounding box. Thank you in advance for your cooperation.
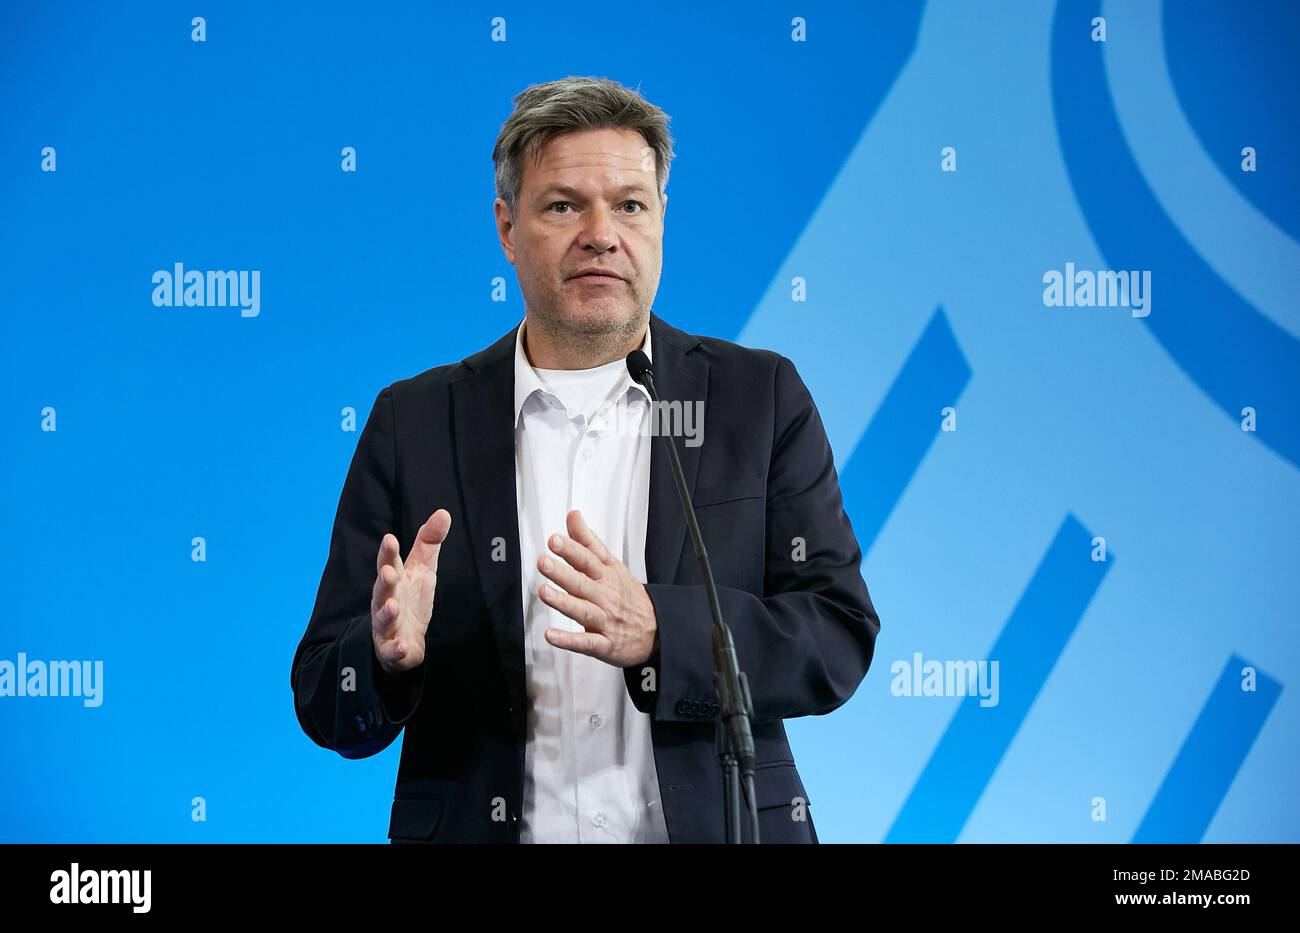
[589,714,604,730]
[582,447,593,460]
[592,813,607,828]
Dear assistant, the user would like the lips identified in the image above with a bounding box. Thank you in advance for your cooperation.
[568,270,624,282]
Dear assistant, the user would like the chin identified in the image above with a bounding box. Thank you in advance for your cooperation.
[563,302,636,333]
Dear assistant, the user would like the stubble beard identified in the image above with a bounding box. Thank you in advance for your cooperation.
[528,286,649,363]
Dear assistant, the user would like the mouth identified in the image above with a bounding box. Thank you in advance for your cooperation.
[567,271,625,285]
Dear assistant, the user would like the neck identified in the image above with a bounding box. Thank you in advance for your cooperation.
[523,314,647,370]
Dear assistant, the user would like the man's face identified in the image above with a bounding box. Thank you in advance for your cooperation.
[495,127,667,339]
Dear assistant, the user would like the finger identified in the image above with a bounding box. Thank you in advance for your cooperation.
[372,595,401,635]
[375,533,401,575]
[540,545,600,601]
[547,531,605,581]
[376,629,409,667]
[543,625,610,660]
[371,561,400,616]
[566,510,616,565]
[538,582,606,632]
[408,509,451,572]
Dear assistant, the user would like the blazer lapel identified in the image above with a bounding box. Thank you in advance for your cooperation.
[451,322,527,710]
[643,312,708,587]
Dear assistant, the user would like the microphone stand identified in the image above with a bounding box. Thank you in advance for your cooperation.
[628,353,760,844]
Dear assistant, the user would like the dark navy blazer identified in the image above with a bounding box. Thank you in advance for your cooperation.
[290,312,881,843]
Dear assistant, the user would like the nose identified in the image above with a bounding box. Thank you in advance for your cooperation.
[578,206,617,252]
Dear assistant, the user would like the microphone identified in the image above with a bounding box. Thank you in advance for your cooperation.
[626,349,653,383]
[626,349,760,844]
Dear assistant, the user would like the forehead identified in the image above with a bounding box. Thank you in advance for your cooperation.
[523,128,655,190]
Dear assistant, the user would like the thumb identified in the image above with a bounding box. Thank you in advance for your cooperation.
[407,508,451,571]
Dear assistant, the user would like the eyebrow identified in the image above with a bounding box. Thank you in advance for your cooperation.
[535,183,654,201]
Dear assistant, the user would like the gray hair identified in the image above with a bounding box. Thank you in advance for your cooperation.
[493,76,676,220]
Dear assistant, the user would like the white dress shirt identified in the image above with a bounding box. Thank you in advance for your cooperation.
[513,318,671,844]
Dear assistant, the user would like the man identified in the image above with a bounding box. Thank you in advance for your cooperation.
[290,76,880,844]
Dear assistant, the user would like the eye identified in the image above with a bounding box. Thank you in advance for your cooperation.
[620,201,646,214]
[548,201,573,214]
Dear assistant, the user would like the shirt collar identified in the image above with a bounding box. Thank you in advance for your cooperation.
[512,317,652,424]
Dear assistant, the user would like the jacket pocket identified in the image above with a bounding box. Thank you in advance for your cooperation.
[751,760,811,809]
[751,762,815,843]
[693,476,766,508]
[388,797,445,843]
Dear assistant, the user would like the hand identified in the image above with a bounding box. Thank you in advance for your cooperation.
[371,509,451,675]
[537,509,659,667]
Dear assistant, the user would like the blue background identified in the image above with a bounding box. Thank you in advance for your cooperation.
[1,0,1296,842]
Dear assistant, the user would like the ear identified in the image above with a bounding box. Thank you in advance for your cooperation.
[493,197,516,264]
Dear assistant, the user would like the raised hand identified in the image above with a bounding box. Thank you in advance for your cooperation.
[371,508,451,674]
[537,509,659,667]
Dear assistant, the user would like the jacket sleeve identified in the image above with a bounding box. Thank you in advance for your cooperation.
[290,385,428,758]
[625,354,880,724]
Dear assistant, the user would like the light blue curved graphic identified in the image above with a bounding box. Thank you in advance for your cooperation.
[1051,0,1300,468]
[1103,0,1300,339]
[1162,0,1300,243]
